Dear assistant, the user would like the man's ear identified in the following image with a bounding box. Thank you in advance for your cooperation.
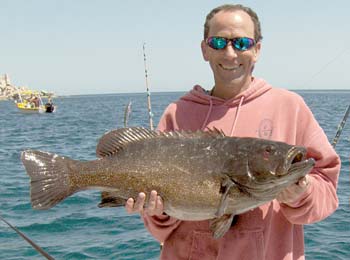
[252,41,261,62]
[201,40,209,61]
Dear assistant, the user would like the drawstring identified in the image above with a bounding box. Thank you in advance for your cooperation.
[230,96,244,136]
[201,98,213,130]
[201,95,244,135]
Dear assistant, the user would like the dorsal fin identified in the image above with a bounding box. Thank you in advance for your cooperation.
[96,127,226,158]
[96,127,157,158]
[207,127,226,137]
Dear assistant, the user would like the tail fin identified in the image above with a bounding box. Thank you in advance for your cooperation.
[21,150,77,210]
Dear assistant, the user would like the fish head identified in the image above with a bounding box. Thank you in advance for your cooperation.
[225,138,315,198]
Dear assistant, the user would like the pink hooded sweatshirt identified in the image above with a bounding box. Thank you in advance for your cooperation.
[142,78,340,260]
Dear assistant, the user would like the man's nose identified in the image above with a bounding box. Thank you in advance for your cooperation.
[223,42,238,58]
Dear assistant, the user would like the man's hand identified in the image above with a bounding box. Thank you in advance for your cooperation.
[125,190,164,216]
[277,175,311,206]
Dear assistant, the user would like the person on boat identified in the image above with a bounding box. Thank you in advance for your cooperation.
[45,97,54,113]
[33,96,40,108]
[125,4,340,259]
[29,95,39,108]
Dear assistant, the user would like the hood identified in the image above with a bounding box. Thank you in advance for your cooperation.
[180,77,272,107]
[179,78,272,135]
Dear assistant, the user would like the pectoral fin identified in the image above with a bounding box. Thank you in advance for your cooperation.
[215,176,235,217]
[98,191,127,208]
[209,214,235,239]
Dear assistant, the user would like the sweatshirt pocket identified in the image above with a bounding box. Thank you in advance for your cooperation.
[189,231,219,260]
[189,229,264,260]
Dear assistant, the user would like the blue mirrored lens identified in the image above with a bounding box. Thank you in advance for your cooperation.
[207,37,255,51]
[233,37,254,51]
[208,37,228,50]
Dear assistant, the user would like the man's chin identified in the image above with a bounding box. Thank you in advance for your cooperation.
[226,76,247,87]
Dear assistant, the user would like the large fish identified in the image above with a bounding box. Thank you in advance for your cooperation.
[21,127,315,238]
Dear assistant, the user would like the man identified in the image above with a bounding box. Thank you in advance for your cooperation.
[126,4,340,259]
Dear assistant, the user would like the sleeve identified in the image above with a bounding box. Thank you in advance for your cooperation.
[142,213,182,243]
[280,99,341,224]
[156,104,176,132]
[141,103,183,243]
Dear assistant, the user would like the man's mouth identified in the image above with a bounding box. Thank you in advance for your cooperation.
[220,64,241,71]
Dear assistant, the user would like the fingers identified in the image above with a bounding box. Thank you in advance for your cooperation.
[125,192,145,214]
[125,198,134,213]
[298,175,310,188]
[277,175,311,205]
[134,192,146,211]
[125,190,164,216]
[145,190,164,216]
[147,190,158,214]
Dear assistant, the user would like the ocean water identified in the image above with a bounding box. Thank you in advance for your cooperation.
[0,90,349,260]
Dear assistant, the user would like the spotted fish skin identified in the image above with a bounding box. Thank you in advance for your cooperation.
[21,127,314,238]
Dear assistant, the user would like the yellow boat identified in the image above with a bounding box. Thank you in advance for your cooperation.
[16,100,46,113]
[14,90,55,113]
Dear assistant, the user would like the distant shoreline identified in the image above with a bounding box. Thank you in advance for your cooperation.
[1,88,350,101]
[49,88,350,98]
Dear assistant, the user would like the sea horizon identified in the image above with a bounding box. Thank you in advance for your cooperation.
[47,88,350,99]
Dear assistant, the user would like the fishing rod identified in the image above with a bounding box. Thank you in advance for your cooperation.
[143,43,154,130]
[0,215,54,260]
[332,104,350,148]
[298,47,350,148]
[301,47,349,87]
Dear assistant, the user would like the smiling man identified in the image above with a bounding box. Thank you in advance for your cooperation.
[201,8,261,99]
[125,4,340,260]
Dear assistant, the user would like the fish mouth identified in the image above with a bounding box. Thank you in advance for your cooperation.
[272,146,314,186]
[285,147,307,171]
[285,147,314,176]
[287,157,315,176]
[290,148,304,162]
[262,157,315,194]
[233,147,315,197]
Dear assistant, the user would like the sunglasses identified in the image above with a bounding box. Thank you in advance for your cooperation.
[206,36,255,51]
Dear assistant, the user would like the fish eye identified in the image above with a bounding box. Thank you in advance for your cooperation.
[262,145,275,160]
[264,145,274,154]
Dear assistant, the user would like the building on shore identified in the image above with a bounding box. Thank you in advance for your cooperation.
[0,74,54,101]
[0,74,14,100]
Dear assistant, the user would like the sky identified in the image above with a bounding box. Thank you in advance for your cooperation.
[1,0,349,95]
